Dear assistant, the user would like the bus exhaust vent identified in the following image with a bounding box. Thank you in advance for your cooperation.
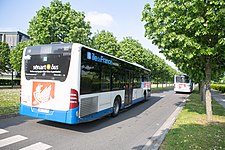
[80,96,98,117]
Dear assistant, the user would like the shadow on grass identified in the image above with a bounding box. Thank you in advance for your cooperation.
[159,122,225,150]
[184,90,225,117]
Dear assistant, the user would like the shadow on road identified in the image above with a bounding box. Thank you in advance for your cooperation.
[0,115,35,129]
[37,96,163,133]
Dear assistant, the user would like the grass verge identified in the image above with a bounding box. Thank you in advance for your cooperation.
[160,90,225,150]
[151,86,173,92]
[0,89,20,115]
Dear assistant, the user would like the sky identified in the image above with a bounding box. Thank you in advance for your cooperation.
[0,0,176,69]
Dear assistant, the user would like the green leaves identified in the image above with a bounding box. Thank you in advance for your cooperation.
[142,0,225,82]
[28,0,91,46]
[92,30,119,56]
[10,41,34,73]
[0,42,10,73]
[91,31,177,83]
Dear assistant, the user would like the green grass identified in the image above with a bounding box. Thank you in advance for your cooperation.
[151,86,173,92]
[160,91,225,150]
[0,89,20,115]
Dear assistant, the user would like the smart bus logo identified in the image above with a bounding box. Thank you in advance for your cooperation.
[32,82,55,106]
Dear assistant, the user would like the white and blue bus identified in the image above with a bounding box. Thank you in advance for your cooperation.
[174,74,193,93]
[20,43,151,124]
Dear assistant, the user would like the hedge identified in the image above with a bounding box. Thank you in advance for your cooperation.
[211,84,225,93]
[0,78,20,86]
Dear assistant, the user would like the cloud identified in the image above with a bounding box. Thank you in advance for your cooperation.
[85,11,113,27]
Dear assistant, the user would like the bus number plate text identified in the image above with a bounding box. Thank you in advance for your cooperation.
[38,108,49,113]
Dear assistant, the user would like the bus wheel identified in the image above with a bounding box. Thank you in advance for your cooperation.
[144,90,147,101]
[111,97,120,117]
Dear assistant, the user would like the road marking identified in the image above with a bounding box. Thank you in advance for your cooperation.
[20,142,52,150]
[0,135,28,148]
[0,129,8,134]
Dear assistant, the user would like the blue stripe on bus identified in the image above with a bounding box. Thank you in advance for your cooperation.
[19,104,79,124]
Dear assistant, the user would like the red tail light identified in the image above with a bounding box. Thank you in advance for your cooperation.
[70,89,79,109]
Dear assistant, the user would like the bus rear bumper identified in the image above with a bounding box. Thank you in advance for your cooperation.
[19,104,79,124]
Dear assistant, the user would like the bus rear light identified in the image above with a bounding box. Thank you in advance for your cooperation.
[70,89,78,109]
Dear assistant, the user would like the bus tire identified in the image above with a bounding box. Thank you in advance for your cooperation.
[111,97,121,117]
[144,90,147,101]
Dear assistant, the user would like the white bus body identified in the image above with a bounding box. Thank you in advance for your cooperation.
[174,75,193,93]
[20,43,151,124]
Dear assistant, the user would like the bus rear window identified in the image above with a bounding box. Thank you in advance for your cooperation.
[176,76,189,83]
[24,44,72,82]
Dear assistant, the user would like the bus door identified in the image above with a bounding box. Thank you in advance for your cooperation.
[124,70,133,107]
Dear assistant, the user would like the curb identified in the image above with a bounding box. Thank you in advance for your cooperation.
[142,98,186,150]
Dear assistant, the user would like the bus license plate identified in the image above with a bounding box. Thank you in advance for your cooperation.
[38,108,49,113]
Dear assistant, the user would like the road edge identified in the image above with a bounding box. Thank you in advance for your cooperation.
[142,98,187,150]
[0,113,19,120]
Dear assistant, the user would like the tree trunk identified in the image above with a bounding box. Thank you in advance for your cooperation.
[11,70,14,89]
[200,81,203,101]
[200,80,206,102]
[157,79,159,88]
[205,62,212,122]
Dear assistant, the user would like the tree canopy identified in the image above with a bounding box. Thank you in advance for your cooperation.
[142,0,225,81]
[142,0,225,121]
[10,41,34,73]
[92,30,119,56]
[28,0,92,46]
[9,0,178,85]
[0,42,10,73]
[117,37,146,65]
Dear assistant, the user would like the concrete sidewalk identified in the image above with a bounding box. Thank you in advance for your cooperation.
[211,90,225,108]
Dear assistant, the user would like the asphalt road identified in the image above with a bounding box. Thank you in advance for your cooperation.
[0,90,189,150]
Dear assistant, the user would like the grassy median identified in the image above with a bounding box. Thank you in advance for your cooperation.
[160,90,225,150]
[0,89,20,115]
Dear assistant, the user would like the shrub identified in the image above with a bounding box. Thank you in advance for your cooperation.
[0,78,20,86]
[211,84,225,93]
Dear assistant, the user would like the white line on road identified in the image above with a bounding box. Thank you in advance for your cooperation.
[0,129,8,134]
[0,135,28,148]
[20,142,52,150]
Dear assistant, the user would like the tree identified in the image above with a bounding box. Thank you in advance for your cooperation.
[142,0,225,121]
[92,30,119,56]
[117,37,176,84]
[10,41,34,73]
[0,42,10,73]
[28,0,92,46]
[117,37,146,65]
